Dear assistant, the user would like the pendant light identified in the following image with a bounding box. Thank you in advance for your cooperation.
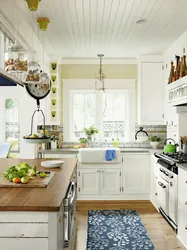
[5,0,28,75]
[95,54,105,91]
[37,17,51,89]
[25,0,41,11]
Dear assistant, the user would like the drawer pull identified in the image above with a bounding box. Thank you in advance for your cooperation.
[185,181,187,184]
[185,226,187,230]
[185,201,187,205]
[59,216,63,223]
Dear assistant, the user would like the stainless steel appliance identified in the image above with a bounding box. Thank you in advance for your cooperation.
[63,181,77,248]
[155,152,180,231]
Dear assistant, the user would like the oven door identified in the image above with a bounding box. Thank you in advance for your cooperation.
[64,182,76,248]
[157,177,169,215]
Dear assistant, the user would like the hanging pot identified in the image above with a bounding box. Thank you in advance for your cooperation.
[37,18,50,31]
[25,0,40,11]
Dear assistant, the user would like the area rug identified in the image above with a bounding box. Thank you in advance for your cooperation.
[86,210,155,250]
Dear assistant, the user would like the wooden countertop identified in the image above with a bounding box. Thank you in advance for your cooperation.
[0,158,77,212]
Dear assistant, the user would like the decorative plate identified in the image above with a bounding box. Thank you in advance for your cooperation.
[41,160,64,168]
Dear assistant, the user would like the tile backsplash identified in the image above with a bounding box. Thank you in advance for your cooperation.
[39,124,166,149]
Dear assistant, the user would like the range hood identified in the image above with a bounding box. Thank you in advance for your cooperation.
[0,68,24,87]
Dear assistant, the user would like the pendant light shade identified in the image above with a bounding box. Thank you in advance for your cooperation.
[95,54,105,91]
[25,0,40,11]
[37,18,50,31]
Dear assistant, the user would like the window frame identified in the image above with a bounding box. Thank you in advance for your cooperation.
[69,89,135,142]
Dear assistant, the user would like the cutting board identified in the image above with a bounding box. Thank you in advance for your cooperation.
[0,172,56,188]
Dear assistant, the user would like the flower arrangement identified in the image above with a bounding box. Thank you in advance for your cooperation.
[149,136,161,148]
[84,126,99,136]
[150,136,161,142]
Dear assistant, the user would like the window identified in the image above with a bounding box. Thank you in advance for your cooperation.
[71,91,96,139]
[101,92,127,140]
[70,90,134,142]
[5,98,19,151]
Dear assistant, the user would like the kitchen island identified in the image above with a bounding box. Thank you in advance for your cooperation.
[0,158,77,250]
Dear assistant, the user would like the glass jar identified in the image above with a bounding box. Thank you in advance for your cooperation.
[22,60,40,83]
[5,43,28,73]
[39,72,51,91]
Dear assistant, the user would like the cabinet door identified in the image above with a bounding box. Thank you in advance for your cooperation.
[123,154,150,194]
[150,155,159,209]
[100,169,121,195]
[139,62,165,125]
[79,169,99,195]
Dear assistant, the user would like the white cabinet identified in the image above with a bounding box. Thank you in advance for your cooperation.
[78,167,121,196]
[100,169,121,195]
[178,167,187,248]
[138,59,165,125]
[150,154,159,210]
[79,168,99,195]
[122,153,150,195]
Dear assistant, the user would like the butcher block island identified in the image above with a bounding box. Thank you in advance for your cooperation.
[0,158,77,250]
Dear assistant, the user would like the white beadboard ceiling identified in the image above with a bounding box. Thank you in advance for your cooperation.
[1,0,187,59]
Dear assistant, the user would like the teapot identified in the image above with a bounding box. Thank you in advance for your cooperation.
[164,138,179,153]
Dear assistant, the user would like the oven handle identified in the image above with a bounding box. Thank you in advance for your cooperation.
[69,182,76,205]
[158,181,166,188]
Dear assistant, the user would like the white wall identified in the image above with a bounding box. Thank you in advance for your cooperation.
[63,79,136,142]
[0,86,47,158]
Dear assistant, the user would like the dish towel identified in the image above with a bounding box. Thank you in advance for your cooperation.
[105,150,116,161]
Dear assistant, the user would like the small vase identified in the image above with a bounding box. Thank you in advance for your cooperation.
[180,55,187,78]
[175,55,180,80]
[150,141,160,149]
[168,61,175,84]
[51,141,57,149]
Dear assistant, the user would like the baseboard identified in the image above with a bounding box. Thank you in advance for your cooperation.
[76,200,158,213]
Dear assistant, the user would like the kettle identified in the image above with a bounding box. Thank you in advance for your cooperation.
[164,138,179,153]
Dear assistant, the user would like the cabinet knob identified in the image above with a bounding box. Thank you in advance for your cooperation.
[155,193,158,196]
[185,181,187,184]
[185,201,187,205]
[59,216,63,223]
[185,226,187,230]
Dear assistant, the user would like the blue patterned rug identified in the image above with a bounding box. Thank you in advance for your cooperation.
[87,210,155,250]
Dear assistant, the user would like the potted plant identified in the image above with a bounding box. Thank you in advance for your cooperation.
[150,136,161,148]
[84,126,99,142]
[79,138,88,148]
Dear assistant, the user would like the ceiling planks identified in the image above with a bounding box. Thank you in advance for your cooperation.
[1,0,187,58]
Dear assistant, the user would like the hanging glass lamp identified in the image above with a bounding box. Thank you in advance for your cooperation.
[25,0,40,11]
[37,18,50,31]
[95,54,105,91]
[5,41,28,73]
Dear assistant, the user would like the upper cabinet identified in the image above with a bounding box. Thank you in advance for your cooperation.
[137,56,165,125]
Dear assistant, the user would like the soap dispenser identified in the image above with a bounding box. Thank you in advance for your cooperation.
[113,138,119,148]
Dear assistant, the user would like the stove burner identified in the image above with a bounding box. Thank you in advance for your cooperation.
[163,152,187,163]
